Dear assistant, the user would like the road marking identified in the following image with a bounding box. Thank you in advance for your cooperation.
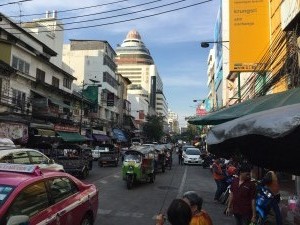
[98,209,112,215]
[132,212,144,218]
[113,174,120,178]
[176,166,187,198]
[99,180,107,184]
[115,211,131,217]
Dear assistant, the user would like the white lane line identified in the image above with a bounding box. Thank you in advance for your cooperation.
[176,166,187,198]
[98,209,112,215]
[132,213,144,218]
[115,212,131,217]
[99,180,107,184]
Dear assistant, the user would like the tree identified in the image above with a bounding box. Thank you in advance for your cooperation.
[142,115,164,142]
[181,124,199,143]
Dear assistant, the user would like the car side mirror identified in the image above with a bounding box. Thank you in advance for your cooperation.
[49,159,55,164]
[7,215,29,225]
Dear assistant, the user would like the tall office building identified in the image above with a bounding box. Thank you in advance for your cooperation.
[115,29,168,123]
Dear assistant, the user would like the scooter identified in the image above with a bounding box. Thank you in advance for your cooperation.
[255,183,274,225]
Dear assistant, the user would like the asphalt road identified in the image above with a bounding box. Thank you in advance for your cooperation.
[86,155,235,225]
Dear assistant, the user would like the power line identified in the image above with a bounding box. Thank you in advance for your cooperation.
[8,0,212,34]
[7,0,129,18]
[5,0,192,29]
[0,0,32,7]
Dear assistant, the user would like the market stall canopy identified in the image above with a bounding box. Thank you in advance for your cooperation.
[57,132,87,142]
[188,87,300,125]
[112,128,128,142]
[93,134,110,142]
[207,103,300,175]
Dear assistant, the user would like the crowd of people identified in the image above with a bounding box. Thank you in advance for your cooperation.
[155,191,213,225]
[155,143,284,225]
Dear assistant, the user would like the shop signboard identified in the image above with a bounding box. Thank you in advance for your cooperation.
[229,0,270,72]
[107,93,114,106]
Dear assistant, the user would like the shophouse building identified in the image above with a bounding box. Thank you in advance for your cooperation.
[62,40,132,141]
[0,12,90,145]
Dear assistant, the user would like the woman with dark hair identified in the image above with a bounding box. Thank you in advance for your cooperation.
[182,191,213,225]
[156,199,192,225]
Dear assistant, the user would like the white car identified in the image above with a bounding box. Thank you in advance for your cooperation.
[183,147,203,165]
[0,148,64,171]
[92,146,110,160]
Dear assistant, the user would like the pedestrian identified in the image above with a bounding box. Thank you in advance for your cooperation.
[156,199,192,225]
[262,170,283,225]
[178,146,183,165]
[226,163,256,225]
[182,191,213,225]
[212,158,226,202]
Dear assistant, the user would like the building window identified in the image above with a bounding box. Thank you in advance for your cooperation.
[12,55,30,74]
[36,68,45,82]
[63,78,71,89]
[103,72,118,89]
[52,77,59,88]
[11,88,26,109]
[104,55,117,71]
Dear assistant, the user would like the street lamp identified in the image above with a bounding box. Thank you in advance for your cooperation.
[79,79,102,134]
[200,41,229,50]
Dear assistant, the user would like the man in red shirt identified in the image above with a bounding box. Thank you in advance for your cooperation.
[226,163,256,225]
[212,158,225,202]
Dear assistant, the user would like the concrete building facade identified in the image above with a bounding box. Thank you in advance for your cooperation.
[115,29,168,125]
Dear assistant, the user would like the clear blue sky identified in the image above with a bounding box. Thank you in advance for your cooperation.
[2,0,220,127]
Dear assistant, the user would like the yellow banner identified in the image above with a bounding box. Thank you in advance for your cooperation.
[229,0,270,72]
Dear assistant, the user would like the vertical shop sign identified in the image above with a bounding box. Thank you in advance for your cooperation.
[107,93,114,106]
[229,0,270,72]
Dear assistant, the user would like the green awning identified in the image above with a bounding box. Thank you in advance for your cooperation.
[188,87,300,125]
[37,129,55,137]
[56,132,87,142]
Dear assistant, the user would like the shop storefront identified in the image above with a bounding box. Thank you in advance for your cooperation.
[54,124,87,143]
[0,115,28,146]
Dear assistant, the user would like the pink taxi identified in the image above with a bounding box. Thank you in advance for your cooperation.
[0,163,98,225]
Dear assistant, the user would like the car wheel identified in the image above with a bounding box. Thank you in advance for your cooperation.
[81,214,92,225]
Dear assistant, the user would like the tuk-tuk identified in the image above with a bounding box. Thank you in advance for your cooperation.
[122,146,155,189]
[50,144,92,179]
[154,144,166,173]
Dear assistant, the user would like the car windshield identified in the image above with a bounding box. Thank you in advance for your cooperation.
[124,154,141,162]
[186,149,200,155]
[0,185,15,207]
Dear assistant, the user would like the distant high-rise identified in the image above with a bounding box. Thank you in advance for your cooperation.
[115,29,168,122]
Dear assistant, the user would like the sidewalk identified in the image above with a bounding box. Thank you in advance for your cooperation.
[182,164,235,225]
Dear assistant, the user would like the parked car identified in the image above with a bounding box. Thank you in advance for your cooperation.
[0,138,16,150]
[0,148,64,172]
[0,163,99,225]
[92,145,110,160]
[182,147,204,165]
[98,144,119,167]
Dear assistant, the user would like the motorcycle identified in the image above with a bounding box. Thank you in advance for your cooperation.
[201,153,214,169]
[255,183,274,225]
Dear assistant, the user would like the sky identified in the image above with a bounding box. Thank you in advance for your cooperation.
[1,0,220,127]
